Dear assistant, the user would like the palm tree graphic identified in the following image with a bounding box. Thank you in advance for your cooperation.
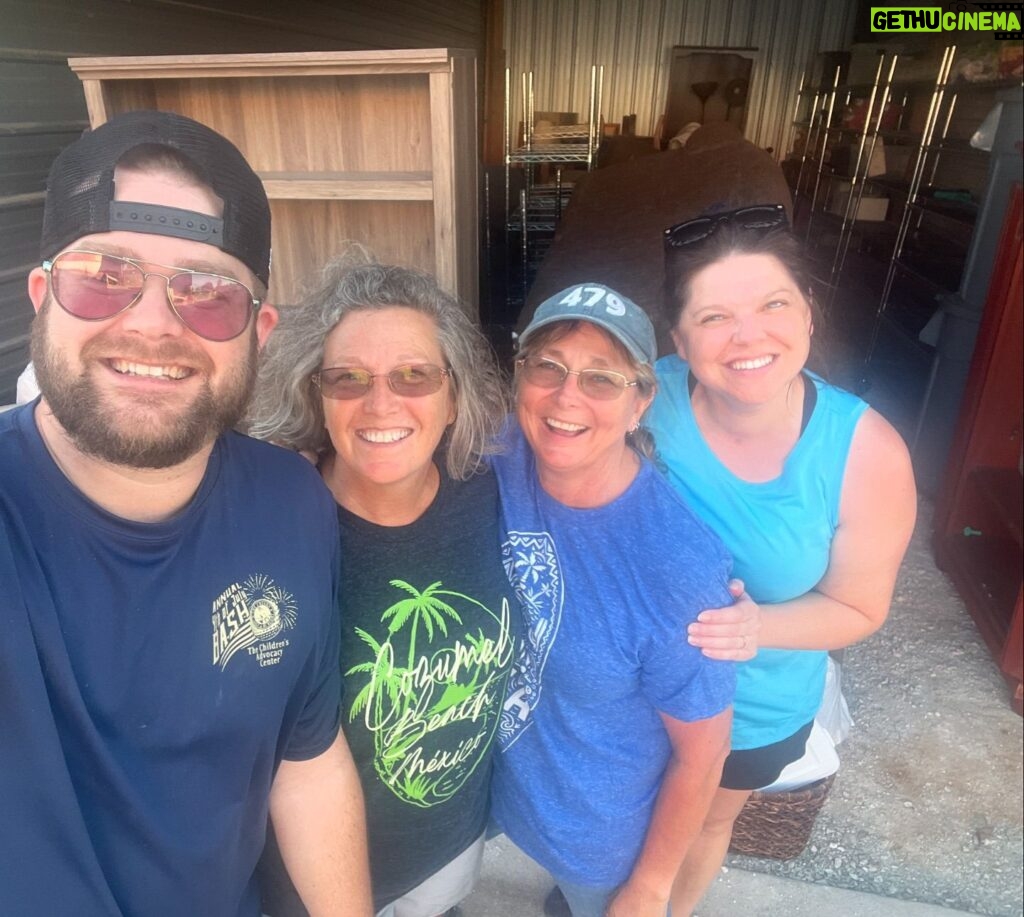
[345,579,508,806]
[382,579,464,670]
[346,627,405,727]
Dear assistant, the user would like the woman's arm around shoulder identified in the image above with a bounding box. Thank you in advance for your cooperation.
[690,407,917,655]
[821,407,917,628]
[758,406,917,650]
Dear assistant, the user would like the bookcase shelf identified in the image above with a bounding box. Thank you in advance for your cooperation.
[68,49,479,312]
[258,172,434,201]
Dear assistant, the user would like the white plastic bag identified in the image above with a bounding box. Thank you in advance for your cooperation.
[16,362,39,404]
[817,656,854,746]
[970,102,1002,152]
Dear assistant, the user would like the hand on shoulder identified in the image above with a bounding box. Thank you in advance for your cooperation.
[687,579,761,661]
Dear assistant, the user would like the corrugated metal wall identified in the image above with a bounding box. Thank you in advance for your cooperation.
[0,47,82,404]
[0,0,483,403]
[503,0,857,154]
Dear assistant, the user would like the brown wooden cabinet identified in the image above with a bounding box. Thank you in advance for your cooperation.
[933,183,1023,714]
[67,50,479,313]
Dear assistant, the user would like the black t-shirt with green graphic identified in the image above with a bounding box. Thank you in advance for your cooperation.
[338,464,518,911]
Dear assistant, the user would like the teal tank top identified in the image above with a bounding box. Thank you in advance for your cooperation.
[649,355,869,749]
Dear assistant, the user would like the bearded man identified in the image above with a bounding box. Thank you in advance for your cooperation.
[0,110,371,917]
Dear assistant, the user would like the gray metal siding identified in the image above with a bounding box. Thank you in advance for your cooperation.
[1,0,482,53]
[0,46,90,403]
[0,0,484,403]
[503,0,857,153]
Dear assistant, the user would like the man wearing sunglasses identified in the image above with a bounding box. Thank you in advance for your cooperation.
[0,111,371,916]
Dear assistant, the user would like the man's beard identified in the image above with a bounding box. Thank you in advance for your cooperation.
[31,299,258,469]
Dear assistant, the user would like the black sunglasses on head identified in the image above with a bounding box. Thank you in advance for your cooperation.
[663,203,789,251]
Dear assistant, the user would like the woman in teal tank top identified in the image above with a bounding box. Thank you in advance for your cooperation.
[648,205,917,917]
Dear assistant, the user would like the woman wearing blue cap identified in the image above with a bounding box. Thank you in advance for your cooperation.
[489,283,736,917]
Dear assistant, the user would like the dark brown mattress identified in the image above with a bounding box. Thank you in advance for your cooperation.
[518,122,793,356]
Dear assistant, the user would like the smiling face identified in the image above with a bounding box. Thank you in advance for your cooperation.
[670,252,813,408]
[320,307,455,494]
[516,322,652,497]
[27,165,277,469]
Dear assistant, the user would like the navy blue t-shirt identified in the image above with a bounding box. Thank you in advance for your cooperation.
[0,403,342,917]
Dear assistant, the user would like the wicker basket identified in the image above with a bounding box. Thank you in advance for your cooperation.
[728,774,836,860]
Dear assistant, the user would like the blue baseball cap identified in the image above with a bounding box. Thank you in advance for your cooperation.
[519,283,657,365]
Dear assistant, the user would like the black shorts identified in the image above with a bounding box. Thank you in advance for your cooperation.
[720,719,815,791]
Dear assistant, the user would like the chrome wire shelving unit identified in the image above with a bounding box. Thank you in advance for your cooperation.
[789,44,996,349]
[499,65,604,313]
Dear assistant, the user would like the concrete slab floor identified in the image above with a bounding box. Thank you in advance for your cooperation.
[462,836,980,916]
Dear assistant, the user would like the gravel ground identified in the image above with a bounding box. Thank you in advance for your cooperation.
[728,501,1024,916]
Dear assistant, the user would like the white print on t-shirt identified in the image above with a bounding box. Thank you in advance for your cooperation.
[211,574,296,671]
[346,585,515,808]
[498,530,564,749]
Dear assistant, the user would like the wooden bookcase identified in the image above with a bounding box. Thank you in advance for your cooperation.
[933,183,1023,715]
[67,50,479,314]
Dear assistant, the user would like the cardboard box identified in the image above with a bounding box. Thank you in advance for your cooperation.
[830,138,888,178]
[812,50,850,89]
[828,179,889,221]
[883,144,914,180]
[846,43,887,85]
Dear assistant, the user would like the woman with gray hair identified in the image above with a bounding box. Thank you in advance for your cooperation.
[250,245,518,917]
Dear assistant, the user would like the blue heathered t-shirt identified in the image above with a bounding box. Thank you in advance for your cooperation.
[648,356,868,749]
[490,420,735,889]
[0,403,342,917]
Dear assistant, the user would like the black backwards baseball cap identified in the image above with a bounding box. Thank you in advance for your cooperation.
[40,110,271,287]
